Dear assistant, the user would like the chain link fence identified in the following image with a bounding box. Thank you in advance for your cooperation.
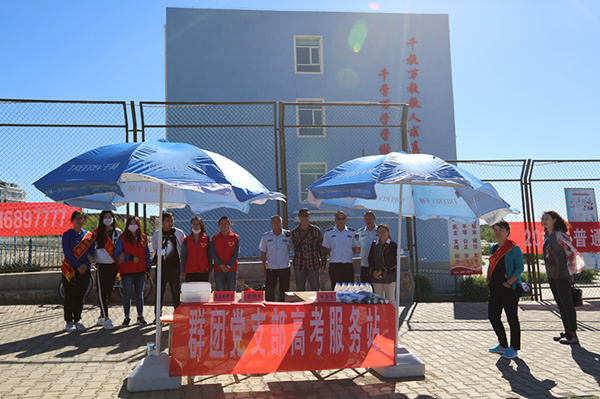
[1,99,598,302]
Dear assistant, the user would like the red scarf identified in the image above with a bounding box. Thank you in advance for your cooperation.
[61,231,96,283]
[487,240,516,279]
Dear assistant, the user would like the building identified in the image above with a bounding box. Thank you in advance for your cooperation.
[165,8,457,269]
[0,181,26,203]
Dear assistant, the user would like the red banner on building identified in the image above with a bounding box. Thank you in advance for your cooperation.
[169,302,396,376]
[0,202,81,237]
[507,222,600,253]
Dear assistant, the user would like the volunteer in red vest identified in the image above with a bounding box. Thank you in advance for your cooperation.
[487,221,524,360]
[61,210,96,333]
[179,216,212,283]
[115,216,151,326]
[210,216,240,291]
[94,210,122,330]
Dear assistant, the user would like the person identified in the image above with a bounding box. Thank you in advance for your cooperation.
[542,210,582,345]
[322,210,360,290]
[290,208,327,291]
[115,216,151,326]
[210,216,240,291]
[368,224,398,310]
[358,211,378,284]
[152,211,185,316]
[486,221,524,359]
[259,215,293,301]
[179,216,212,283]
[61,210,96,332]
[93,210,122,330]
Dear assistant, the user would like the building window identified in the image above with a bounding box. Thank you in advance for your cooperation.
[295,36,323,73]
[299,163,327,203]
[297,99,325,137]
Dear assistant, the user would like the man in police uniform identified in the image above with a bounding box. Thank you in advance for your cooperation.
[259,215,293,301]
[358,211,378,283]
[322,210,360,290]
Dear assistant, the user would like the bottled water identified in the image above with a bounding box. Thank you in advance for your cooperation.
[341,283,348,292]
[334,283,341,292]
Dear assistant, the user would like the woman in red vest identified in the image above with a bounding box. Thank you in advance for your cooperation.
[115,216,151,326]
[180,216,212,282]
[210,216,239,291]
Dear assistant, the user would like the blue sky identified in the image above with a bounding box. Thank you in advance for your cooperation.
[2,0,600,160]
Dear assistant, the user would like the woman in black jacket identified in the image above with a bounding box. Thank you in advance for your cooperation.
[368,224,398,309]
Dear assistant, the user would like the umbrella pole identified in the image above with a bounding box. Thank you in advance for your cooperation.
[395,184,403,360]
[155,185,164,354]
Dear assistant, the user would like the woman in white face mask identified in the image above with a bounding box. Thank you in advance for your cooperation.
[115,216,151,326]
[179,216,212,283]
[94,210,122,330]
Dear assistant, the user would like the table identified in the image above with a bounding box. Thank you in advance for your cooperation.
[168,300,396,376]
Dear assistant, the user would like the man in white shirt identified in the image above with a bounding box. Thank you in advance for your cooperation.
[322,211,360,290]
[358,211,378,283]
[259,215,293,301]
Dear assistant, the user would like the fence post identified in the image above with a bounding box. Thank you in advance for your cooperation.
[28,239,33,265]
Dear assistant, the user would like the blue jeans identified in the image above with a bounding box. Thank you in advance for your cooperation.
[122,273,145,318]
[294,268,320,291]
[214,270,238,291]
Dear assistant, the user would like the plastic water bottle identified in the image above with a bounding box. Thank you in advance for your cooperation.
[341,283,348,292]
[334,283,341,292]
[147,341,156,356]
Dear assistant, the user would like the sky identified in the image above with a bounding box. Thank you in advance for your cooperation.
[2,0,600,160]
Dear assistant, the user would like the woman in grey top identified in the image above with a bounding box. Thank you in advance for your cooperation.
[541,211,578,345]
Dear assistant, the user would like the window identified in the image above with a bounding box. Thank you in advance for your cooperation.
[297,99,325,137]
[295,36,323,73]
[299,163,327,203]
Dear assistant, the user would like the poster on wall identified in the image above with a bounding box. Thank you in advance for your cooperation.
[448,220,482,275]
[565,188,600,269]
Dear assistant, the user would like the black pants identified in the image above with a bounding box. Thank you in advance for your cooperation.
[329,263,355,290]
[96,263,118,319]
[186,272,209,283]
[156,267,181,313]
[63,269,90,323]
[360,267,371,284]
[549,277,577,332]
[265,268,291,301]
[488,286,521,350]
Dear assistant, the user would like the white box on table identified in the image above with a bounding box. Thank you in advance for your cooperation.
[181,282,211,303]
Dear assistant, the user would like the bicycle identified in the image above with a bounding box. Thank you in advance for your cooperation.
[58,265,154,301]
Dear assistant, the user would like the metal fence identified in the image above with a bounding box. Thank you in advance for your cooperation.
[1,99,599,301]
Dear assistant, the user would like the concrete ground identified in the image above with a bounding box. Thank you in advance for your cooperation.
[0,300,598,398]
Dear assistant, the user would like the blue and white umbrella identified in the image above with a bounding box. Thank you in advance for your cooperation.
[307,152,519,346]
[34,139,285,353]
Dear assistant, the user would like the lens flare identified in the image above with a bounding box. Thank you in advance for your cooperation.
[347,19,368,53]
[369,2,379,10]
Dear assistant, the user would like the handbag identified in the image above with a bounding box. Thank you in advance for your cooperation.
[572,284,584,307]
[515,282,532,298]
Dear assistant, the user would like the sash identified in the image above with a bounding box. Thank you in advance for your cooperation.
[487,240,516,279]
[94,228,119,265]
[62,231,96,283]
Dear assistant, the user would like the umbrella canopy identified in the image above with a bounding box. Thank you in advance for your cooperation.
[306,152,519,356]
[34,139,285,354]
[307,152,518,224]
[34,139,285,213]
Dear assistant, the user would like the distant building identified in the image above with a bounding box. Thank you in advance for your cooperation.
[165,8,457,263]
[0,181,26,203]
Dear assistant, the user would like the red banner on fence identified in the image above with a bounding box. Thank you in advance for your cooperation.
[507,222,600,253]
[0,202,81,237]
[169,302,396,376]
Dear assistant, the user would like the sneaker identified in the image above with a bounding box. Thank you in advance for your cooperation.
[103,318,114,330]
[65,322,76,332]
[502,346,518,359]
[97,317,105,326]
[489,344,507,354]
[559,335,579,345]
[136,316,148,325]
[122,317,131,326]
[75,321,86,331]
[553,332,565,342]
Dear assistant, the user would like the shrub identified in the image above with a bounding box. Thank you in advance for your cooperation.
[576,269,598,283]
[459,275,489,302]
[0,260,42,273]
[414,274,435,302]
[522,272,548,284]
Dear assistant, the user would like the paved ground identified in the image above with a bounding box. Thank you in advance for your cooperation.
[0,300,599,399]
